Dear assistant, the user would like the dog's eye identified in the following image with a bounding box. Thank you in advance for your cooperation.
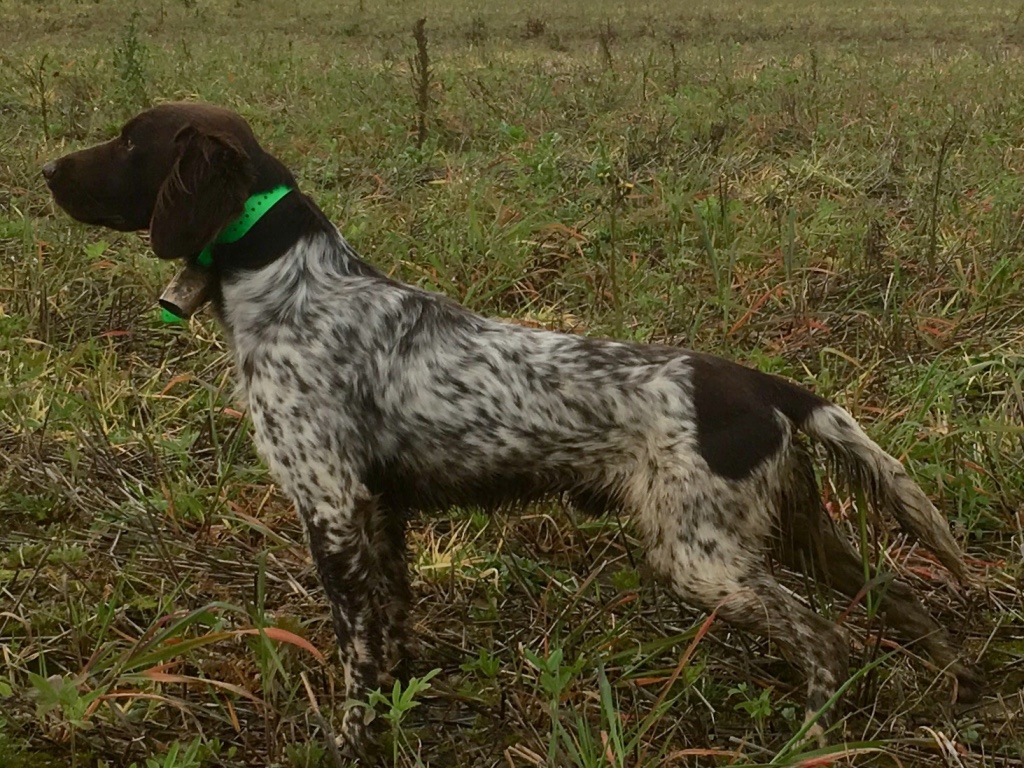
[124,138,135,152]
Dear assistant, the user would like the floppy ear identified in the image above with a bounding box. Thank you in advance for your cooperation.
[150,125,255,260]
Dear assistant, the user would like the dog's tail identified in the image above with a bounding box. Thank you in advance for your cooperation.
[768,376,968,582]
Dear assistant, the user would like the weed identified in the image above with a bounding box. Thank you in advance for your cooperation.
[113,9,149,112]
[11,53,51,141]
[597,21,615,73]
[523,17,546,39]
[728,681,778,737]
[127,737,204,768]
[368,669,440,766]
[466,16,487,46]
[523,645,587,765]
[459,647,500,680]
[411,17,430,149]
[927,117,962,273]
[28,671,103,765]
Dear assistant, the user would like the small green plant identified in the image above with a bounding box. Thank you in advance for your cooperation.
[558,661,681,767]
[498,121,527,145]
[460,647,500,679]
[28,672,105,766]
[283,740,327,767]
[128,737,204,768]
[523,646,586,765]
[516,130,565,189]
[28,673,92,725]
[728,682,775,733]
[368,668,441,766]
[610,567,641,591]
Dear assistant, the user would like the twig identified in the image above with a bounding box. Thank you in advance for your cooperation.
[412,18,430,148]
[301,671,345,768]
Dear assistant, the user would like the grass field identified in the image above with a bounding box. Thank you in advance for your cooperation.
[2,0,1024,765]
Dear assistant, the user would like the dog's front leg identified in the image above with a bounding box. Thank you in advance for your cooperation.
[300,484,385,758]
[244,379,387,754]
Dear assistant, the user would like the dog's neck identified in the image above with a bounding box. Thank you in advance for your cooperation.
[201,148,385,330]
[200,150,324,273]
[206,188,328,273]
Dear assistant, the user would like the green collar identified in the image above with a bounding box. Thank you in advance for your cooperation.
[160,185,293,323]
[195,185,293,267]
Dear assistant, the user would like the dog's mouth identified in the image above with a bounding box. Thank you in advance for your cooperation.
[92,215,132,230]
[159,262,212,320]
[60,205,137,232]
[46,183,150,233]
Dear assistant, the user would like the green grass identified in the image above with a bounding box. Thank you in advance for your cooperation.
[2,0,1023,765]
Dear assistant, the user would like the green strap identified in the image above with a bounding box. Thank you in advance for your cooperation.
[218,184,293,244]
[196,184,293,267]
[163,185,293,322]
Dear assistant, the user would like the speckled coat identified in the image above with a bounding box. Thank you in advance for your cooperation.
[44,103,982,756]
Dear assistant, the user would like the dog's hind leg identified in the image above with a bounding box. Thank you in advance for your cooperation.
[644,516,850,734]
[774,449,984,702]
[627,454,849,733]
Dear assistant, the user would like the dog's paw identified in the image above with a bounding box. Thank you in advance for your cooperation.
[801,709,829,749]
[334,705,378,764]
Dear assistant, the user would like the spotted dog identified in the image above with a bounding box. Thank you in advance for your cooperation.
[43,102,982,755]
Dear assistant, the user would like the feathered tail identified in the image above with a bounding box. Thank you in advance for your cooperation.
[768,375,967,582]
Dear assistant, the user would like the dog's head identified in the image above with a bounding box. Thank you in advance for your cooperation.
[43,102,265,261]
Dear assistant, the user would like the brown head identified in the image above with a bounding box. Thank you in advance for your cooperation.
[42,102,296,262]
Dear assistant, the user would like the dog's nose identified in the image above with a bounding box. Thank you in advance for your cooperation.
[42,161,57,181]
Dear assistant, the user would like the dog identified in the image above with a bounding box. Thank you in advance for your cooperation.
[43,102,982,755]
